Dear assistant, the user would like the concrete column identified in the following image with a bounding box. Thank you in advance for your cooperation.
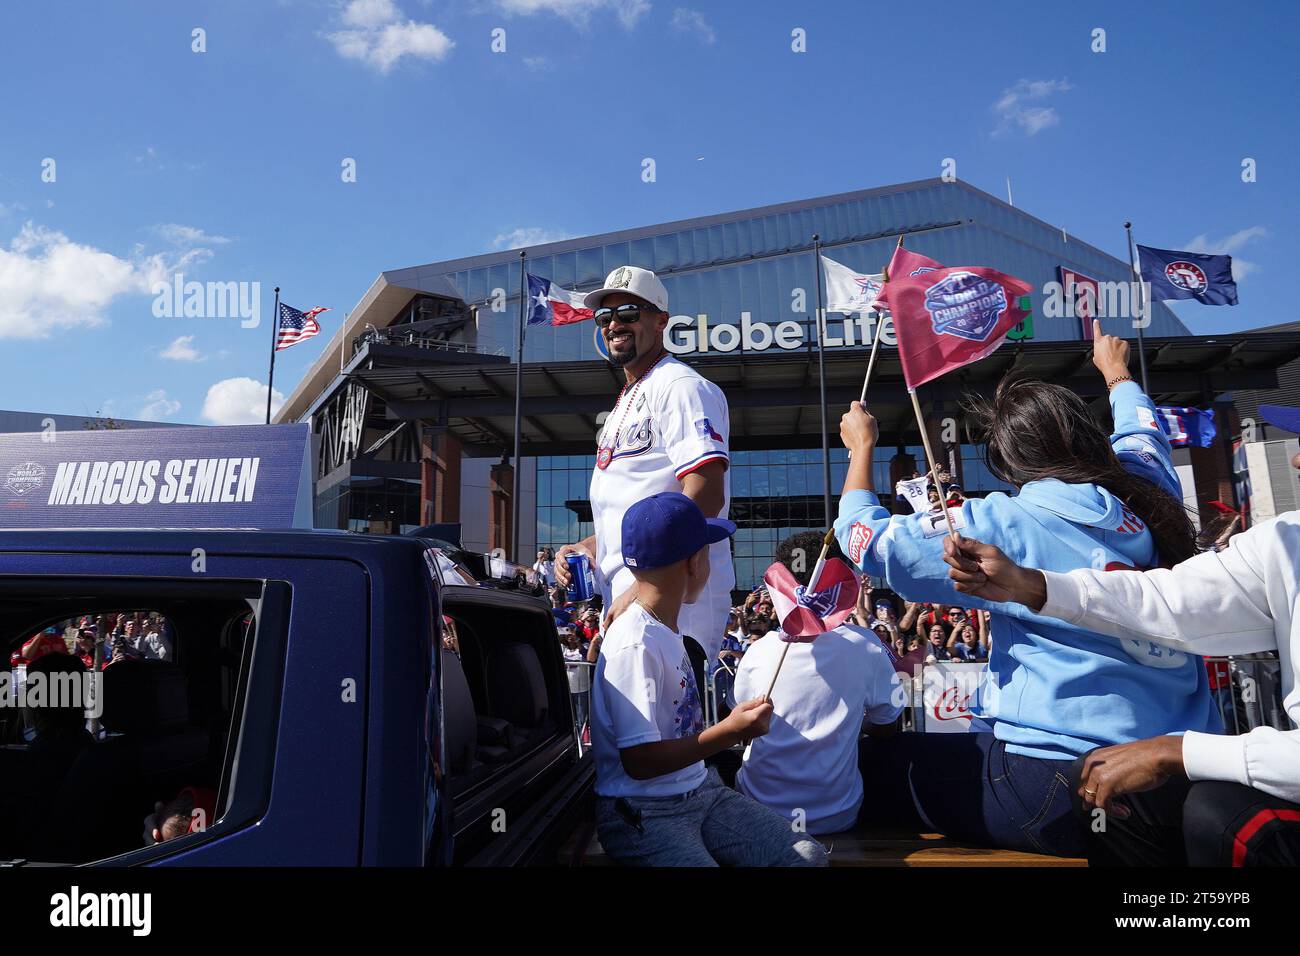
[1188,401,1240,526]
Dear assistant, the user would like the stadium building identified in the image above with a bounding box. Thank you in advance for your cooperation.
[274,178,1300,589]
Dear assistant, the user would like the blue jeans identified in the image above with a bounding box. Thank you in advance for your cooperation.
[858,731,1086,857]
[595,768,828,867]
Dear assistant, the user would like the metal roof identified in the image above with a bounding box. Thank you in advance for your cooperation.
[345,331,1300,457]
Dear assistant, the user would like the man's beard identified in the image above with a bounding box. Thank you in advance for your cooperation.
[607,337,638,367]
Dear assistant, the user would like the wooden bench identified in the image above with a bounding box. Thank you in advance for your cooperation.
[561,821,1086,867]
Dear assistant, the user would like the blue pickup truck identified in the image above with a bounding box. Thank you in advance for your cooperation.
[0,528,595,866]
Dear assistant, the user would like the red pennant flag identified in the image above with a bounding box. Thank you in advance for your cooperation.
[874,246,945,313]
[762,559,859,642]
[888,265,1032,389]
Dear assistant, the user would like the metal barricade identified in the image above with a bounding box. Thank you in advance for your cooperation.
[1205,654,1287,735]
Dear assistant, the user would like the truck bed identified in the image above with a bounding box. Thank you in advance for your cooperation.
[561,823,1087,867]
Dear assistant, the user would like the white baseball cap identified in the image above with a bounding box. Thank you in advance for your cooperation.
[583,265,669,313]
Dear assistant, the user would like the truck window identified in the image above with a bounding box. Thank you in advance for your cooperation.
[0,580,271,864]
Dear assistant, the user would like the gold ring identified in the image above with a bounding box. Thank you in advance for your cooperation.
[1084,788,1097,797]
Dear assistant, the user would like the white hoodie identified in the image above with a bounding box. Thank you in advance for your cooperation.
[1040,511,1299,803]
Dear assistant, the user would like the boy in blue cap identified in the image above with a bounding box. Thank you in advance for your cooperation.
[590,491,828,866]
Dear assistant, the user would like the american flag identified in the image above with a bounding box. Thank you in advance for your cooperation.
[276,302,328,351]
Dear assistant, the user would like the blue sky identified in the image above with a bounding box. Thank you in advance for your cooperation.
[0,0,1295,424]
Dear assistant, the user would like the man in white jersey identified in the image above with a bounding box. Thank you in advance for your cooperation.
[555,266,735,667]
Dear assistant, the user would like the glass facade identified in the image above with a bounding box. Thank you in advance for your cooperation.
[391,181,1174,588]
[315,475,423,535]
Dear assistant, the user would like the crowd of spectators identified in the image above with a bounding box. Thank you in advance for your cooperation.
[9,612,173,670]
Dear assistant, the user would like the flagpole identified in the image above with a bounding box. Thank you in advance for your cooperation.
[1123,221,1151,394]
[858,235,904,404]
[908,387,958,541]
[512,250,526,563]
[812,234,832,528]
[265,286,280,425]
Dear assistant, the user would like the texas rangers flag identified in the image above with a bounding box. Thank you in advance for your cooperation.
[1137,245,1238,306]
[821,254,884,314]
[889,265,1032,389]
[527,273,594,326]
[762,558,859,641]
[1155,405,1217,448]
[873,246,945,313]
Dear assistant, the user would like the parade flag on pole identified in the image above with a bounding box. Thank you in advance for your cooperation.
[1137,245,1238,306]
[888,265,1033,389]
[873,246,945,313]
[762,558,859,642]
[821,254,884,314]
[1155,405,1218,448]
[526,273,594,326]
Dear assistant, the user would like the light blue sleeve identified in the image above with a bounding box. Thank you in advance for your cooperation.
[1109,380,1181,499]
[832,488,1026,615]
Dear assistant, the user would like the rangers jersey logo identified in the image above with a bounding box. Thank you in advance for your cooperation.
[846,522,872,564]
[923,272,1007,342]
[1164,260,1208,293]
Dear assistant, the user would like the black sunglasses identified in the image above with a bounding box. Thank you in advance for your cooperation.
[594,303,658,328]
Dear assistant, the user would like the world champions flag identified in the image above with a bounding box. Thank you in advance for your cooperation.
[888,265,1032,389]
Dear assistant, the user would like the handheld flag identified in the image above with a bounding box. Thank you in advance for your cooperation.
[873,246,945,313]
[1155,406,1217,448]
[276,303,328,351]
[762,558,859,642]
[821,255,884,314]
[1137,245,1238,306]
[527,274,594,326]
[888,265,1032,389]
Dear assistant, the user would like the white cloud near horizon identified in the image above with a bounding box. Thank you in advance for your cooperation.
[992,78,1072,136]
[202,377,284,425]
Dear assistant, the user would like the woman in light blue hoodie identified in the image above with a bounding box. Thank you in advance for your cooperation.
[837,327,1220,857]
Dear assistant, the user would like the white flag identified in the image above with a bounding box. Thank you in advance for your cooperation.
[821,254,884,314]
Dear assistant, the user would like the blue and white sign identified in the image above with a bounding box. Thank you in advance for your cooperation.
[0,423,313,529]
[923,272,1008,342]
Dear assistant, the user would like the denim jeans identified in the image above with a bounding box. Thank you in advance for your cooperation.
[595,768,829,867]
[858,731,1087,857]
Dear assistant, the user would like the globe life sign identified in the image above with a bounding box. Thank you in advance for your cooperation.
[593,311,897,359]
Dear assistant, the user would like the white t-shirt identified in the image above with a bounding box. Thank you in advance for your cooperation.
[591,603,708,798]
[589,356,734,659]
[734,624,904,834]
[533,559,556,588]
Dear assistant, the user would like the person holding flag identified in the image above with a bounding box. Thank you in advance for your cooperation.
[832,319,1219,858]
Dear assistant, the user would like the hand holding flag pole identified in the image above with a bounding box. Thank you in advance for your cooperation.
[759,528,842,697]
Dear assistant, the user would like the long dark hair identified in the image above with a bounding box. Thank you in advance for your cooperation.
[962,375,1197,566]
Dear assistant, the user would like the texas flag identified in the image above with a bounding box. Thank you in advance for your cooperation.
[873,246,945,314]
[527,274,593,327]
[889,265,1032,389]
[762,558,859,641]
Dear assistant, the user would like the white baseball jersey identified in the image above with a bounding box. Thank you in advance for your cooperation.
[589,356,734,660]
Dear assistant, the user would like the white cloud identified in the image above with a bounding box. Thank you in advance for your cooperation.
[1183,225,1267,281]
[154,223,233,246]
[328,0,455,73]
[671,8,714,43]
[523,55,551,71]
[490,0,651,29]
[992,78,1072,136]
[202,377,284,425]
[160,334,204,362]
[0,222,144,339]
[137,389,182,421]
[492,226,576,249]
